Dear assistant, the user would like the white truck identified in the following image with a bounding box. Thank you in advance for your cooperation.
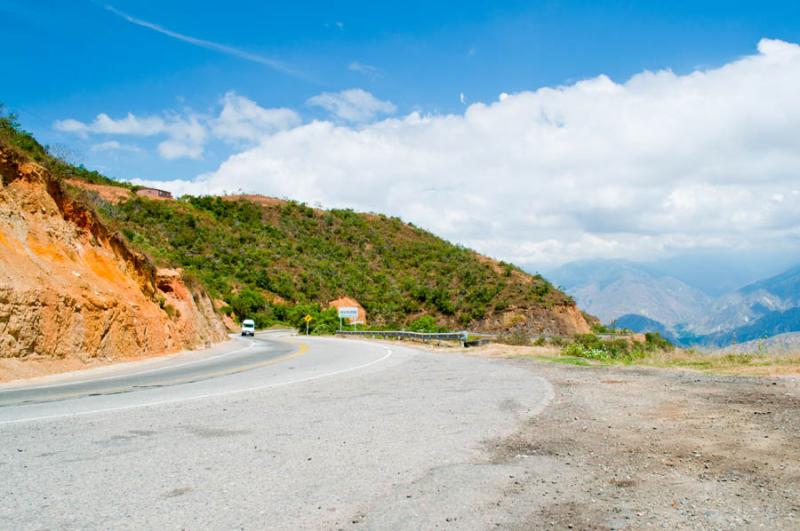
[241,319,256,337]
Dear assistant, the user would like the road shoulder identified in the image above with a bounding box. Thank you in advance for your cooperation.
[480,357,800,529]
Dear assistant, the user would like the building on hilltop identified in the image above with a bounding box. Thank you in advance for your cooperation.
[136,187,173,200]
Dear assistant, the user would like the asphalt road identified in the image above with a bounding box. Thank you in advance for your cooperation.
[0,334,297,408]
[1,332,553,530]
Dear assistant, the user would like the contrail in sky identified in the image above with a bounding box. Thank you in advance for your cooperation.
[102,4,307,80]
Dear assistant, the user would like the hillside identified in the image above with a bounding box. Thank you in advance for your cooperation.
[88,194,588,335]
[721,332,800,354]
[703,308,800,346]
[0,124,226,362]
[1,111,590,341]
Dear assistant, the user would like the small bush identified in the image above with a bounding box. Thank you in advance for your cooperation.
[645,332,674,351]
[497,331,532,346]
[561,332,672,362]
[408,315,444,333]
[163,304,180,319]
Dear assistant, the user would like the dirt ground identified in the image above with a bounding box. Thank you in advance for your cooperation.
[482,355,800,529]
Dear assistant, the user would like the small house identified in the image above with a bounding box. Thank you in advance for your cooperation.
[136,187,173,200]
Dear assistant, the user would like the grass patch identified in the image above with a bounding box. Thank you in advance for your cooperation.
[639,349,800,375]
[537,355,594,366]
[557,333,799,375]
[561,332,672,363]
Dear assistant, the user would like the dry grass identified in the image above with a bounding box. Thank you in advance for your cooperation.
[340,335,800,377]
[638,349,800,376]
[454,342,800,377]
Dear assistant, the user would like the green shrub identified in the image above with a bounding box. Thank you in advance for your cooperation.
[722,353,753,365]
[408,315,444,333]
[645,332,674,351]
[0,106,131,188]
[230,288,268,321]
[163,304,180,319]
[562,332,673,362]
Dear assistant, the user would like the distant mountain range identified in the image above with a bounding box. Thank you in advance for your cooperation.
[721,332,800,354]
[546,260,710,326]
[545,260,800,347]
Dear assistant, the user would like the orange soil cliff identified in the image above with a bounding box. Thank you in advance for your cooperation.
[0,147,226,362]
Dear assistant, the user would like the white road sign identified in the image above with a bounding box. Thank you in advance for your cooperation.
[337,307,359,320]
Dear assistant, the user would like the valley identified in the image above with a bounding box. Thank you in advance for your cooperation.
[548,259,800,348]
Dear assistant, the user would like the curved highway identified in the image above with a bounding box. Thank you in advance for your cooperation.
[1,332,553,530]
[0,334,297,407]
[0,331,394,425]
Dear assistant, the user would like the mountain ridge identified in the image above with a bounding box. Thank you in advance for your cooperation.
[549,258,800,347]
[546,259,711,326]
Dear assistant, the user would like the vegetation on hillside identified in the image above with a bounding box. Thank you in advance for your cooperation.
[1,107,576,333]
[0,105,130,188]
[562,332,673,362]
[94,194,570,330]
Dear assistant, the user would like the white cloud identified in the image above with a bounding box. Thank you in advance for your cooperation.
[53,118,90,135]
[90,140,142,153]
[348,61,381,79]
[157,115,207,160]
[213,91,301,143]
[56,111,205,160]
[307,89,396,122]
[348,61,376,73]
[55,92,298,160]
[54,113,164,137]
[114,40,800,267]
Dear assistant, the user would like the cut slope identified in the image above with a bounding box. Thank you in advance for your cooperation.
[0,145,226,361]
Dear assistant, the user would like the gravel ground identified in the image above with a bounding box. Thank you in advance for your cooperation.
[483,357,800,530]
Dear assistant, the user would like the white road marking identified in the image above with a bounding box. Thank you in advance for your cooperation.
[0,347,393,426]
[2,340,258,391]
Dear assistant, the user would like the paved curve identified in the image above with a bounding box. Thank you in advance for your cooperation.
[0,335,296,407]
[1,333,553,529]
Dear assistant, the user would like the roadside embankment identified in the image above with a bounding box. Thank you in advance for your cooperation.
[0,145,226,373]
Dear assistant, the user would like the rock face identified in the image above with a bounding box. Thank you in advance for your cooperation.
[0,147,226,360]
[475,303,592,337]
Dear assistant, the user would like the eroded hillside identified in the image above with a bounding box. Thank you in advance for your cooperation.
[0,146,226,361]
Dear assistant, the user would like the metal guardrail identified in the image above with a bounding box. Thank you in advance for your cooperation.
[463,338,493,347]
[336,330,469,343]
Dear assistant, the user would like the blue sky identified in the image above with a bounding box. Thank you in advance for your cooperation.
[3,1,800,273]
[4,0,799,180]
